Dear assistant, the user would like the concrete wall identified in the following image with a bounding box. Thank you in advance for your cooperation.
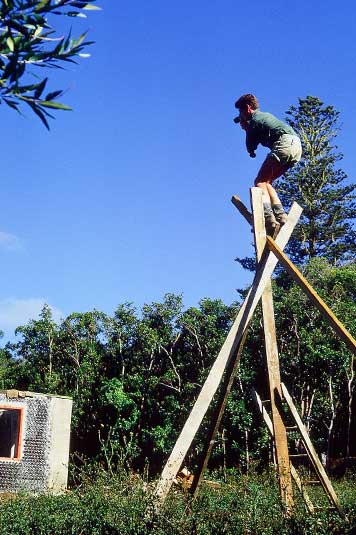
[48,396,73,492]
[0,391,72,494]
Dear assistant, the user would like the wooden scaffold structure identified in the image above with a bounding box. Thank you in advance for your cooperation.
[154,188,356,517]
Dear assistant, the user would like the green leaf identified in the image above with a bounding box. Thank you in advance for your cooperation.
[45,90,63,101]
[34,77,48,99]
[74,31,88,47]
[14,62,26,80]
[39,100,72,110]
[82,4,102,10]
[3,98,21,113]
[69,1,89,6]
[34,25,44,38]
[70,1,102,9]
[27,102,50,130]
[6,37,14,52]
[67,11,87,17]
[34,0,51,12]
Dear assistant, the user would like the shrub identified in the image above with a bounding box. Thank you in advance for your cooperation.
[0,469,354,535]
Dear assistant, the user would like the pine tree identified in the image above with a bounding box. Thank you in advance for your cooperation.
[279,96,356,265]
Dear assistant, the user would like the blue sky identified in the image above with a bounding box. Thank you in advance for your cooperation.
[0,0,355,339]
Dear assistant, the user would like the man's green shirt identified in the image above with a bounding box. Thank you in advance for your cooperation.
[245,109,297,154]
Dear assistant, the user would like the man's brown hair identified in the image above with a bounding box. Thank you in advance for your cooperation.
[235,93,259,110]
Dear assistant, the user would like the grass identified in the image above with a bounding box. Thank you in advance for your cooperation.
[0,468,354,534]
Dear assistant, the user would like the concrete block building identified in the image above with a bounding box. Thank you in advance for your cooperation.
[0,390,72,493]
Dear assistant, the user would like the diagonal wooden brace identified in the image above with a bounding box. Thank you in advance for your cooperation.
[281,383,344,518]
[266,236,356,355]
[190,326,250,497]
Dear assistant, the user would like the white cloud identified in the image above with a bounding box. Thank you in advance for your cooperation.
[0,232,22,251]
[0,298,64,338]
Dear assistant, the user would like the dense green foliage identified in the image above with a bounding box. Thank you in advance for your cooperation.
[280,96,356,265]
[0,469,355,534]
[0,0,100,127]
[0,260,355,474]
[0,295,240,472]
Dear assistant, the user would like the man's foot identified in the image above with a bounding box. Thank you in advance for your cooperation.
[264,203,278,236]
[264,214,278,236]
[265,219,278,236]
[272,204,288,225]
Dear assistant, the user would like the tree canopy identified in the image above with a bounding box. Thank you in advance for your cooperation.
[1,269,355,474]
[0,0,100,128]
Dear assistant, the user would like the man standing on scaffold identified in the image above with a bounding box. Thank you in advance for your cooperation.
[234,93,302,235]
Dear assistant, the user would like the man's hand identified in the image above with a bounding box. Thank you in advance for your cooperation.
[240,118,249,131]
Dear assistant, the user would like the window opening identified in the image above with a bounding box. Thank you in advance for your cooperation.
[0,407,23,460]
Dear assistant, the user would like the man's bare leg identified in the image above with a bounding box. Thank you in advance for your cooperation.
[264,183,287,224]
[255,158,289,227]
[254,181,278,235]
[265,183,281,205]
[256,182,271,203]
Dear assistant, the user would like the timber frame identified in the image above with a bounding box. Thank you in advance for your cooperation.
[154,188,355,517]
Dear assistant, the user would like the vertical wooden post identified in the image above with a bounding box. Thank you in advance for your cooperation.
[250,188,293,513]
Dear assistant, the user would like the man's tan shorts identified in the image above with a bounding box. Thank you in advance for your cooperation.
[269,134,302,166]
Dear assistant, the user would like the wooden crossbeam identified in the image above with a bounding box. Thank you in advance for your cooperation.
[266,236,356,355]
[251,188,293,513]
[231,195,253,225]
[154,201,302,505]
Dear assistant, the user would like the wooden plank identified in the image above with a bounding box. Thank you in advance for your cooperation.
[253,390,315,514]
[251,188,293,513]
[281,383,344,518]
[253,389,274,434]
[266,237,356,355]
[231,195,253,225]
[154,201,303,504]
[190,327,249,497]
